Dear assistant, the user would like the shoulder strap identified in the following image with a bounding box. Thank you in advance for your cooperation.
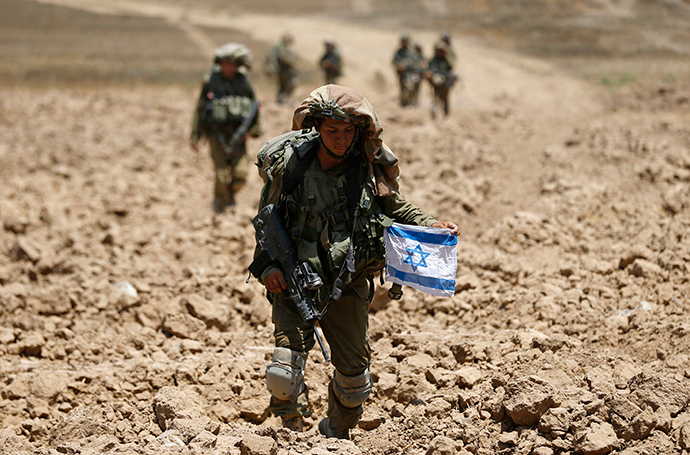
[280,141,318,199]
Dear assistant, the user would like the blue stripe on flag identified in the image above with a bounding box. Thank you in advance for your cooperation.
[388,224,458,246]
[387,265,456,292]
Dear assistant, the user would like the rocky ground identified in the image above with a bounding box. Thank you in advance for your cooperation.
[1,1,690,454]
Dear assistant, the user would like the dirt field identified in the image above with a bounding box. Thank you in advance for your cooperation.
[2,1,690,454]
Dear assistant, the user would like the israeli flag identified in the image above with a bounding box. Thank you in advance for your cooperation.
[383,223,457,297]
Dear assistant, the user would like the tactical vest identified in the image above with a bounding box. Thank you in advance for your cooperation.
[202,71,256,127]
[256,130,391,301]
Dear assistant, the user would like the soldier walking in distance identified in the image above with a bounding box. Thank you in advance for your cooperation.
[392,34,416,107]
[426,41,457,118]
[249,85,458,438]
[320,39,342,85]
[190,43,263,212]
[265,34,300,104]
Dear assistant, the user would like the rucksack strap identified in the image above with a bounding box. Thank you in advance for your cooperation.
[279,141,318,202]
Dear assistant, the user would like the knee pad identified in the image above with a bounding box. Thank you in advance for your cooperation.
[333,368,373,408]
[265,347,307,401]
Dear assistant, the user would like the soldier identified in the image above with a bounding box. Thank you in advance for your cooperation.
[250,85,459,438]
[190,43,263,213]
[439,31,456,68]
[409,42,427,106]
[320,39,342,85]
[425,41,457,118]
[265,34,300,104]
[391,34,416,107]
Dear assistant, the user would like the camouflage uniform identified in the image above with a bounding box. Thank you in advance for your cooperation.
[265,35,299,104]
[393,35,416,107]
[320,41,342,85]
[409,43,427,106]
[426,42,457,118]
[191,43,262,211]
[253,85,439,437]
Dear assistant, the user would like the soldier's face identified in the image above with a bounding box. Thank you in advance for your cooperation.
[220,61,239,79]
[318,118,357,156]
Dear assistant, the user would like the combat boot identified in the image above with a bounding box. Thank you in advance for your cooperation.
[281,416,304,432]
[318,418,350,440]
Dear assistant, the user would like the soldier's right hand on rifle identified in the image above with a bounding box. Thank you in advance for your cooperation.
[264,270,287,293]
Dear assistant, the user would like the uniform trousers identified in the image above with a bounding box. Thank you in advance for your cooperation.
[268,276,371,430]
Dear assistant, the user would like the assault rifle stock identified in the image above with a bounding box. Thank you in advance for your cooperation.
[252,204,331,362]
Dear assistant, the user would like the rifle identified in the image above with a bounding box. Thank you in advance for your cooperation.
[203,98,260,165]
[251,204,331,362]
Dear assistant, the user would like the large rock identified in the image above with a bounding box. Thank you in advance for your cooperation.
[574,422,619,455]
[503,376,557,426]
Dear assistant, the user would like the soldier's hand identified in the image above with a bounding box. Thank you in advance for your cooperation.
[264,270,287,293]
[432,221,459,236]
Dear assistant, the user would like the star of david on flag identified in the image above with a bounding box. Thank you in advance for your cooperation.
[383,222,458,297]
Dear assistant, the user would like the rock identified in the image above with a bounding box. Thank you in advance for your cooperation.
[426,435,457,454]
[189,429,217,451]
[240,433,278,455]
[539,407,570,437]
[456,366,483,388]
[618,246,654,269]
[498,431,518,445]
[162,313,206,340]
[153,386,204,432]
[628,373,690,416]
[18,332,46,357]
[678,419,690,450]
[4,217,30,234]
[456,274,480,292]
[402,353,436,375]
[182,294,230,330]
[574,422,619,455]
[503,376,556,426]
[3,372,32,399]
[425,398,452,418]
[30,371,69,400]
[628,259,662,277]
[240,396,270,423]
[10,238,42,263]
[358,411,385,430]
[152,429,186,449]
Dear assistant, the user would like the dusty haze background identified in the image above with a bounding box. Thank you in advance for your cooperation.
[1,1,690,454]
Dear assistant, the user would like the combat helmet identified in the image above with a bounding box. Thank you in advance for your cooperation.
[213,43,253,69]
[291,85,401,195]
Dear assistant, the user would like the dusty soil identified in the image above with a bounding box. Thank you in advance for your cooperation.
[1,1,690,454]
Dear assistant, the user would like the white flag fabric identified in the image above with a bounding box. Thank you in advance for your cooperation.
[383,222,457,297]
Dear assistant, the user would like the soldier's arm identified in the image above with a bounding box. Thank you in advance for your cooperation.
[378,191,438,227]
[380,192,459,235]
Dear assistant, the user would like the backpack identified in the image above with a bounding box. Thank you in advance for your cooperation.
[256,129,320,184]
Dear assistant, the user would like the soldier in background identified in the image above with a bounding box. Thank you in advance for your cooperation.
[425,41,457,118]
[190,43,263,212]
[409,42,427,106]
[391,34,416,107]
[265,34,300,104]
[320,39,342,85]
[439,31,456,68]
